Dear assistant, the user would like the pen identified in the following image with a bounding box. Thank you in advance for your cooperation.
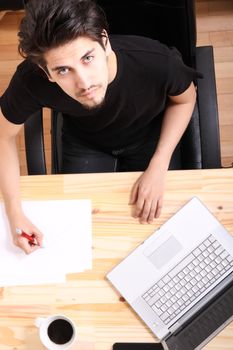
[16,228,38,246]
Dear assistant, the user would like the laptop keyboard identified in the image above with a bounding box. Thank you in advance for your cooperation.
[142,234,233,325]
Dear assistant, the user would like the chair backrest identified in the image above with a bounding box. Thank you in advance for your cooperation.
[96,0,221,170]
[24,0,221,174]
[97,0,202,170]
[98,0,197,68]
[0,0,24,11]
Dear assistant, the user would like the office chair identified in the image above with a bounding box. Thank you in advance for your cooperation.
[0,0,24,11]
[24,0,221,175]
[0,0,24,20]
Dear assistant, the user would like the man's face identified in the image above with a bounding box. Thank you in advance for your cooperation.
[44,36,115,109]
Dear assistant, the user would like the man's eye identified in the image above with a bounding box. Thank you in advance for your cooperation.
[84,55,93,63]
[58,68,69,75]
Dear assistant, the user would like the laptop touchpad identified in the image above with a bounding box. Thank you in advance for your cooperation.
[144,235,183,269]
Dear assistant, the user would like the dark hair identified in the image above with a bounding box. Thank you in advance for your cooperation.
[18,0,109,68]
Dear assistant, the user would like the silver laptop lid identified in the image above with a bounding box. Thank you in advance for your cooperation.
[107,197,233,340]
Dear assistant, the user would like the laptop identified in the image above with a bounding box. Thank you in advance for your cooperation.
[107,197,233,350]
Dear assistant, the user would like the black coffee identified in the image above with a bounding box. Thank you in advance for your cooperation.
[47,319,73,345]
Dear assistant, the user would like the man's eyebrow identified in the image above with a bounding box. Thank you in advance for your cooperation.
[81,48,95,60]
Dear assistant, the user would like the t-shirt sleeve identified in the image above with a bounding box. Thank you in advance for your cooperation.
[0,69,43,124]
[165,47,202,96]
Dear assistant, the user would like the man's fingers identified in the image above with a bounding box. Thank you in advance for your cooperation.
[139,200,152,223]
[17,236,40,254]
[139,197,163,223]
[130,173,164,222]
[33,231,44,246]
[24,244,39,255]
[154,198,163,218]
[134,195,146,218]
[147,200,158,223]
[129,182,138,205]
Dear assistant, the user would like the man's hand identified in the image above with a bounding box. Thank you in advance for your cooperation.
[129,82,197,223]
[0,109,43,254]
[10,212,44,254]
[129,163,167,223]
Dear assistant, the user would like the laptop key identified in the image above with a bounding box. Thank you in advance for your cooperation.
[168,253,194,279]
[142,234,233,326]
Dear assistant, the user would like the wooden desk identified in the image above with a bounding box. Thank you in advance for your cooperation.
[0,169,233,350]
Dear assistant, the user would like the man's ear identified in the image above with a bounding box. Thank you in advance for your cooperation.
[102,30,111,55]
[38,65,55,82]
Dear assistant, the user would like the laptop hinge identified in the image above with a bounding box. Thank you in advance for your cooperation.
[168,271,233,334]
[163,275,233,350]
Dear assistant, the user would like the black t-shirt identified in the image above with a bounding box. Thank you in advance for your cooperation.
[0,35,199,150]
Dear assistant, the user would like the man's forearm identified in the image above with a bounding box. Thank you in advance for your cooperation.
[0,138,22,216]
[149,84,196,169]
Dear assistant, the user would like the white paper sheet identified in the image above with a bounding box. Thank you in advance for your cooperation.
[0,199,92,287]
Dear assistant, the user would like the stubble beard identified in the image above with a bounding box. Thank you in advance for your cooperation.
[76,85,106,110]
[81,94,106,110]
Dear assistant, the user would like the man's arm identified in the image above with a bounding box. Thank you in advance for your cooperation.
[130,82,197,223]
[0,108,43,253]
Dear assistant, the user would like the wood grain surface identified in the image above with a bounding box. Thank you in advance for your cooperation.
[0,168,232,349]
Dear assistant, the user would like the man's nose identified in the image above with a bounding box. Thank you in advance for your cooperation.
[74,70,90,90]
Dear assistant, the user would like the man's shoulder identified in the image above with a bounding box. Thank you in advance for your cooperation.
[15,59,47,84]
[110,35,177,58]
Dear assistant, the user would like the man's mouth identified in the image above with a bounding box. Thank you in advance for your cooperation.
[79,86,99,99]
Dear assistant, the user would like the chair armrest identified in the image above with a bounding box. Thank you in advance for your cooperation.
[24,109,47,175]
[0,11,6,21]
[195,46,222,168]
[51,110,63,174]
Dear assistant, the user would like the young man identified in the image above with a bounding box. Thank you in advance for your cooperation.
[0,0,197,254]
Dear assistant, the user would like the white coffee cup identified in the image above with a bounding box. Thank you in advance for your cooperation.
[35,314,76,350]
